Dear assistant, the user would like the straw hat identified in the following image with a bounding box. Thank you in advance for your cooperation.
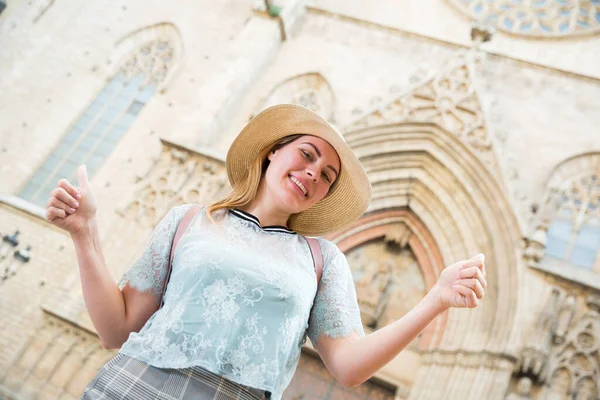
[226,104,372,237]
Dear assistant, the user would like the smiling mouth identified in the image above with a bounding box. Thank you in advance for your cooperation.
[289,175,308,197]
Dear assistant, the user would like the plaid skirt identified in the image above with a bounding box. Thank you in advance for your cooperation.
[80,353,269,400]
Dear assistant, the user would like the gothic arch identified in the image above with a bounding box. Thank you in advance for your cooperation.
[527,152,600,281]
[328,209,447,350]
[257,72,336,120]
[106,22,184,89]
[341,121,522,399]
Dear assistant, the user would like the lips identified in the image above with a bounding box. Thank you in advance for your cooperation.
[289,175,308,197]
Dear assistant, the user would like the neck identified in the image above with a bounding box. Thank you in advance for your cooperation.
[240,181,291,227]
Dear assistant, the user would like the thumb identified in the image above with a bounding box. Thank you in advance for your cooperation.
[77,165,89,188]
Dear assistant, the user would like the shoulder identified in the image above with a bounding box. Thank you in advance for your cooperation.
[315,238,346,268]
[160,203,201,225]
[169,203,200,217]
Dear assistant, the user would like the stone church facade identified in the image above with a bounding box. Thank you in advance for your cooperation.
[0,0,599,398]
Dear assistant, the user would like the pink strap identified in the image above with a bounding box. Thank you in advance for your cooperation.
[160,205,202,308]
[305,237,323,286]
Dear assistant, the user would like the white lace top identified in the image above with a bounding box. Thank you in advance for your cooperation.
[118,205,364,399]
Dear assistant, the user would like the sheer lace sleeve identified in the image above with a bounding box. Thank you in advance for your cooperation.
[118,204,194,302]
[306,239,365,345]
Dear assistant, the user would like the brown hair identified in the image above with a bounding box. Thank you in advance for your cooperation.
[206,134,304,222]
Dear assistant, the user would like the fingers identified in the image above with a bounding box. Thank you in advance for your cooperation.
[58,178,81,202]
[47,187,78,213]
[452,284,479,308]
[462,253,486,276]
[459,266,487,288]
[45,205,67,222]
[453,278,485,299]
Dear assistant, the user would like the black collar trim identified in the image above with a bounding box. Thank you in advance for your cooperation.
[229,209,297,235]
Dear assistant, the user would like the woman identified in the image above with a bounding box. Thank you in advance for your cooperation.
[45,104,487,400]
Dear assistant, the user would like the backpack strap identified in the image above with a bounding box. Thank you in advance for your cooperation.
[160,205,203,308]
[305,237,323,286]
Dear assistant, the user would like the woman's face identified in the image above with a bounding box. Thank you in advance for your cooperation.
[264,135,341,215]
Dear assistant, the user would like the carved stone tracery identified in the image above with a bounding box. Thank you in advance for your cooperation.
[257,72,336,120]
[447,0,600,38]
[346,52,499,174]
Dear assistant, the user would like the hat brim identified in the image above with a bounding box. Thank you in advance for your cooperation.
[226,104,372,237]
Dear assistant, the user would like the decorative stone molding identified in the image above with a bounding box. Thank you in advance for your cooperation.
[329,210,445,349]
[106,23,184,90]
[255,72,336,121]
[447,0,600,38]
[0,312,115,397]
[543,295,600,399]
[527,152,600,287]
[116,139,229,229]
[346,52,500,177]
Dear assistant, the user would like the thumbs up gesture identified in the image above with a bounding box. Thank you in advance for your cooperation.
[45,165,98,236]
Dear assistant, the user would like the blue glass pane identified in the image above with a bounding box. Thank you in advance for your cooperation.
[546,219,573,259]
[19,183,38,202]
[474,4,483,14]
[29,170,49,186]
[116,113,136,129]
[123,76,144,95]
[106,125,127,143]
[104,75,125,95]
[504,19,514,29]
[569,226,600,269]
[87,154,104,172]
[96,141,116,157]
[137,85,155,103]
[53,141,73,158]
[89,120,110,138]
[127,100,145,116]
[39,155,62,174]
[114,92,134,108]
[77,135,98,152]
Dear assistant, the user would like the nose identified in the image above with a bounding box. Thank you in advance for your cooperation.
[306,168,318,182]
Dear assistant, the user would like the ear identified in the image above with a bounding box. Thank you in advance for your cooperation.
[267,149,277,161]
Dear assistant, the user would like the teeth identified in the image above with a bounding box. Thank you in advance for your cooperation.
[290,176,307,196]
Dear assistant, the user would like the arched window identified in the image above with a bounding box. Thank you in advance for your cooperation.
[257,72,335,120]
[545,173,600,270]
[19,38,176,207]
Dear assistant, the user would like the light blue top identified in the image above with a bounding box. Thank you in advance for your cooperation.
[118,204,364,399]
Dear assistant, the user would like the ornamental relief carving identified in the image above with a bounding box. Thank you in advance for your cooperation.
[345,224,426,336]
[117,141,229,229]
[346,53,499,175]
[512,289,600,399]
[447,0,600,38]
[0,313,116,397]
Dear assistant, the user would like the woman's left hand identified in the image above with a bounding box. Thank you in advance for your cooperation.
[428,253,487,310]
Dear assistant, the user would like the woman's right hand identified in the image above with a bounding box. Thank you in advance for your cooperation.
[45,165,98,236]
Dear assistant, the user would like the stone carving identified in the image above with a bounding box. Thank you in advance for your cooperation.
[447,0,600,38]
[346,52,498,172]
[506,376,533,400]
[543,296,600,399]
[529,153,600,273]
[119,39,175,86]
[554,295,575,345]
[346,235,426,331]
[256,72,336,120]
[118,142,229,229]
[517,287,561,381]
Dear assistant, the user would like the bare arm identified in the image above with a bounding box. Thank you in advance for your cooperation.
[47,165,159,349]
[315,292,445,387]
[315,254,487,387]
[72,218,158,349]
